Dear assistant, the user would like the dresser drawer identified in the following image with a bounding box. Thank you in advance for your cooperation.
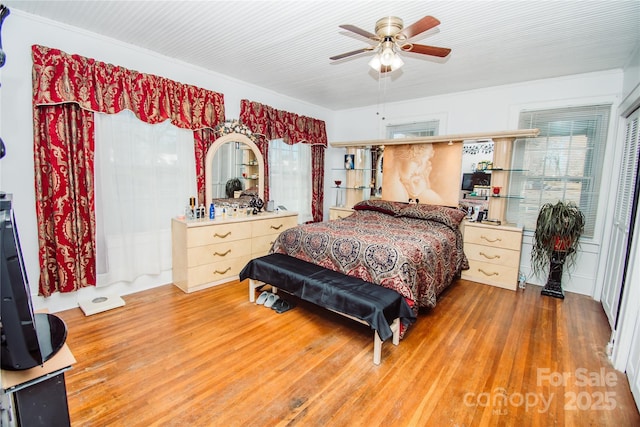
[463,259,519,290]
[187,255,252,287]
[187,240,252,268]
[464,226,522,251]
[252,233,279,257]
[464,242,521,268]
[186,222,251,247]
[252,216,298,237]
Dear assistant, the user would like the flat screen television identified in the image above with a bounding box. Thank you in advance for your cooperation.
[461,171,491,191]
[1,194,67,370]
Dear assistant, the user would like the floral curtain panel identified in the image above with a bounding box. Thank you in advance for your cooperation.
[33,104,96,295]
[193,128,218,205]
[239,99,327,222]
[32,45,225,296]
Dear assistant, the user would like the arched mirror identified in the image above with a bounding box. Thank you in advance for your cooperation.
[205,133,264,205]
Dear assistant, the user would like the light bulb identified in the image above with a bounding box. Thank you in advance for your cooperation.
[380,47,395,66]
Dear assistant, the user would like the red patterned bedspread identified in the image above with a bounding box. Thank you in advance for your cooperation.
[270,200,469,316]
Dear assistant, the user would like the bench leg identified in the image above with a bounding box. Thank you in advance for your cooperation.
[249,279,264,302]
[391,318,400,346]
[372,318,400,365]
[373,332,382,365]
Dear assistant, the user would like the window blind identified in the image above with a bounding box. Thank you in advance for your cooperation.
[506,104,611,237]
[386,120,439,139]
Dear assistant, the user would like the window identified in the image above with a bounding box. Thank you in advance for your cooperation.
[506,104,611,237]
[94,110,196,285]
[268,139,312,223]
[386,120,439,139]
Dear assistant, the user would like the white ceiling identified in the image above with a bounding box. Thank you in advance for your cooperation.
[4,1,639,111]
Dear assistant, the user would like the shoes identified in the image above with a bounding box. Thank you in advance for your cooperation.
[272,298,295,314]
[255,290,295,313]
[271,298,286,312]
[264,293,280,308]
[256,291,270,305]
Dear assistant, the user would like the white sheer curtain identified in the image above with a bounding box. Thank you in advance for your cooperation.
[94,110,196,286]
[268,139,312,223]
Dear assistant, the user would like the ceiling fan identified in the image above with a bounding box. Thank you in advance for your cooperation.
[330,16,451,73]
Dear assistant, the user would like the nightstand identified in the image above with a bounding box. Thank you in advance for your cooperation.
[461,221,523,290]
[329,207,354,220]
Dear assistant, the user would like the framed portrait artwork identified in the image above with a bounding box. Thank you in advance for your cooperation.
[382,142,463,206]
[344,154,355,170]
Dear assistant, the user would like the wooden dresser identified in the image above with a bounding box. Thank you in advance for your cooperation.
[461,221,523,291]
[171,212,298,293]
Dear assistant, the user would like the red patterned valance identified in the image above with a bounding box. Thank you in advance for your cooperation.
[32,45,225,130]
[240,99,327,147]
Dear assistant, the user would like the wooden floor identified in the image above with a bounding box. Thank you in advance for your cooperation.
[56,279,640,427]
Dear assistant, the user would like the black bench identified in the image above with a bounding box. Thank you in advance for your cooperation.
[239,253,415,365]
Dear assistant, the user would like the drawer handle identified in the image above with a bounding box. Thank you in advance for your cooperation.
[481,234,502,243]
[214,231,231,238]
[479,251,500,260]
[478,268,499,277]
[270,224,283,230]
[214,267,231,275]
[213,249,231,257]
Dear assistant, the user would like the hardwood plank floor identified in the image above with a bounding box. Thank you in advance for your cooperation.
[56,279,640,426]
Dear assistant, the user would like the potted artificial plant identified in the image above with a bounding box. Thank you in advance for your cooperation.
[531,200,585,299]
[225,178,243,198]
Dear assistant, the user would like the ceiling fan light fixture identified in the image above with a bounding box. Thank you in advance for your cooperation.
[332,15,450,73]
[390,54,404,71]
[368,54,382,70]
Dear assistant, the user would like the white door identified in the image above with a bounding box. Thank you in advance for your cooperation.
[601,108,639,327]
[626,297,640,411]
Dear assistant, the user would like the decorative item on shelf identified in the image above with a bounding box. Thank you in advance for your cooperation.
[344,154,354,170]
[249,195,264,214]
[214,119,258,142]
[334,180,342,207]
[492,186,501,196]
[473,185,491,197]
[532,201,585,299]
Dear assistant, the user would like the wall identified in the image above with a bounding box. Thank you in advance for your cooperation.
[0,10,334,313]
[328,70,625,298]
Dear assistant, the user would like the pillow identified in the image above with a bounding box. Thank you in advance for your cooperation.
[399,204,467,229]
[353,199,405,216]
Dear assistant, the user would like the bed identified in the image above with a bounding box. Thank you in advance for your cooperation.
[270,199,469,329]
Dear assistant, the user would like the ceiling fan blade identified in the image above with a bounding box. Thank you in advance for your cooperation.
[339,24,378,40]
[402,43,451,58]
[330,47,374,61]
[400,16,440,39]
